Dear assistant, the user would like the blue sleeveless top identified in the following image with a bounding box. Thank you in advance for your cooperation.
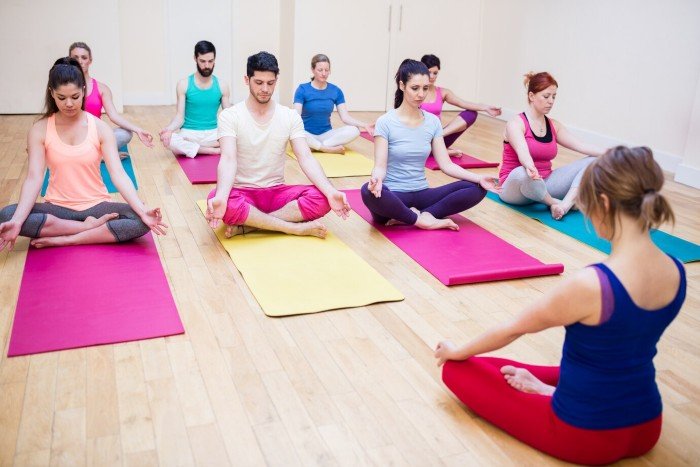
[182,74,221,131]
[552,257,686,429]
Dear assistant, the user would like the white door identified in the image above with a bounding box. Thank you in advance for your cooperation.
[293,0,392,111]
[385,0,483,110]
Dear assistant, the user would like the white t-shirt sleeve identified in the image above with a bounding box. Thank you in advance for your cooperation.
[289,109,306,140]
[217,107,238,139]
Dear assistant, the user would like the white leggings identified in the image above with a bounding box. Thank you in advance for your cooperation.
[113,128,133,150]
[499,157,596,205]
[305,126,360,151]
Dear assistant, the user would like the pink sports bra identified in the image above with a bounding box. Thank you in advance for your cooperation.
[420,86,443,117]
[84,78,103,118]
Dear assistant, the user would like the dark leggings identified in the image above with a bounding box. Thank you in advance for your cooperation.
[444,110,478,148]
[360,180,486,225]
[0,202,149,242]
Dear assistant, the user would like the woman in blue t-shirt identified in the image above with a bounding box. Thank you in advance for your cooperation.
[293,54,374,154]
[434,146,686,464]
[360,59,499,230]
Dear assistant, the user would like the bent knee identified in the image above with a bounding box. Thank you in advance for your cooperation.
[0,204,17,223]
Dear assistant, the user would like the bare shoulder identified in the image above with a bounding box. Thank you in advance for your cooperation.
[176,78,188,93]
[29,118,48,140]
[97,80,112,94]
[506,114,525,132]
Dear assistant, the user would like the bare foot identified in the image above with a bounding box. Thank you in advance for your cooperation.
[387,207,420,226]
[385,219,405,226]
[290,220,328,238]
[119,152,130,160]
[83,213,118,230]
[550,201,573,221]
[501,365,555,396]
[414,212,459,231]
[447,148,464,157]
[30,236,72,249]
[224,225,259,238]
[319,145,346,155]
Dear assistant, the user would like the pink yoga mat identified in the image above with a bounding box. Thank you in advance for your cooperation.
[359,132,498,170]
[8,233,183,356]
[424,155,499,170]
[175,153,220,184]
[345,189,564,285]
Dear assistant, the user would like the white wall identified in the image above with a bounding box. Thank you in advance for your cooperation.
[2,0,700,187]
[675,75,700,188]
[479,0,700,175]
[0,0,123,113]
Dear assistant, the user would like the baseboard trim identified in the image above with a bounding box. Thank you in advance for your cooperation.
[495,108,683,174]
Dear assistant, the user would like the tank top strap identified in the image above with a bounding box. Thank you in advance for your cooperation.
[187,73,195,91]
[435,86,443,103]
[519,112,532,137]
[92,78,100,95]
[589,264,616,324]
[85,113,101,149]
[546,115,557,140]
[45,114,58,146]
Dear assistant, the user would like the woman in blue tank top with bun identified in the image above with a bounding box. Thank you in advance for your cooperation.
[434,146,686,465]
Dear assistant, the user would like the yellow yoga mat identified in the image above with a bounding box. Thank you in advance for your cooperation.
[286,148,373,177]
[197,201,403,316]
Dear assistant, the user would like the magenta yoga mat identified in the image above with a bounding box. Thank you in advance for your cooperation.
[175,153,220,184]
[424,154,499,170]
[345,189,564,285]
[359,132,498,170]
[8,233,183,356]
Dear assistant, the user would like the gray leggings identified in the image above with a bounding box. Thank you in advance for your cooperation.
[0,202,149,242]
[499,157,595,205]
[114,128,133,150]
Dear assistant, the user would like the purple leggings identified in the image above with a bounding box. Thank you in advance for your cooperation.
[444,110,478,149]
[360,180,486,225]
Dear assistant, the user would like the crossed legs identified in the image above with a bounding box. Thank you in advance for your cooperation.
[209,185,332,238]
[499,157,596,219]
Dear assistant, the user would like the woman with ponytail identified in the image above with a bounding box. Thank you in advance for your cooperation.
[0,58,167,251]
[69,42,153,157]
[360,59,499,230]
[499,72,607,219]
[420,54,501,157]
[435,146,685,465]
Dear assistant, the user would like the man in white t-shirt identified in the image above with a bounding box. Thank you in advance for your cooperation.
[205,51,350,238]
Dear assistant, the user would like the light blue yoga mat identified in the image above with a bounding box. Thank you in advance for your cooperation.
[40,145,137,196]
[486,192,700,263]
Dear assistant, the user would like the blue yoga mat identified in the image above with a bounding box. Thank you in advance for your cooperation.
[486,192,700,263]
[40,145,138,196]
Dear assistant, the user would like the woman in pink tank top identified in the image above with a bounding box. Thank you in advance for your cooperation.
[499,72,607,220]
[69,42,153,156]
[420,54,502,157]
[0,58,167,251]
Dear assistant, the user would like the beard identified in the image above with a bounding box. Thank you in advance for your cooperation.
[251,91,272,104]
[197,63,214,77]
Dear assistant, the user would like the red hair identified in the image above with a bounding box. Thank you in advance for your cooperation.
[523,72,558,98]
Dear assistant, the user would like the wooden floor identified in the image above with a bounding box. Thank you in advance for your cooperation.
[0,107,698,466]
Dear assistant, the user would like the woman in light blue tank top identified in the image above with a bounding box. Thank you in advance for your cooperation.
[434,146,686,465]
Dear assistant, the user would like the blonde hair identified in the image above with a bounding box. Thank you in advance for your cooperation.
[310,54,330,81]
[577,146,674,237]
[69,42,92,59]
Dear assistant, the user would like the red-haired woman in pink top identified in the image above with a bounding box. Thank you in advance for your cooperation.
[499,72,607,219]
[69,42,153,157]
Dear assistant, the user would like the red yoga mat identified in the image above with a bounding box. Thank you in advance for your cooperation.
[359,132,498,170]
[345,189,564,285]
[175,153,220,184]
[8,233,184,356]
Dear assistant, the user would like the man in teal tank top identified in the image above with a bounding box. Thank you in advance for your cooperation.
[159,41,231,158]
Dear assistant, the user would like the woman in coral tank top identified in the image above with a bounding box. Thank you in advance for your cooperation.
[69,42,153,156]
[0,58,167,251]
